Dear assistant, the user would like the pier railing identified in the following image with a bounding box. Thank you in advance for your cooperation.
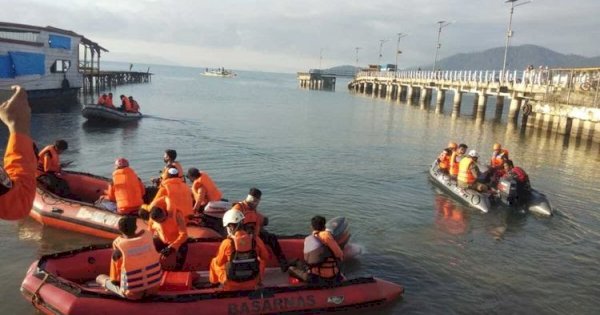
[354,67,600,108]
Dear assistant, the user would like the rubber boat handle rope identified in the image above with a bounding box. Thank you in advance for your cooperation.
[31,273,49,306]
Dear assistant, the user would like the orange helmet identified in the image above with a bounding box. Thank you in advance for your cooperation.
[115,157,129,168]
[493,143,502,150]
[447,142,457,150]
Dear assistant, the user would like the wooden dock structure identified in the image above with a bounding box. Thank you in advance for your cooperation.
[297,70,336,91]
[348,67,600,142]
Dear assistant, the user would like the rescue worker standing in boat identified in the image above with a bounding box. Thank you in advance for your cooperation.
[232,188,289,271]
[187,167,223,212]
[0,85,36,220]
[209,209,269,291]
[149,167,194,222]
[99,158,145,215]
[148,196,189,270]
[449,143,468,180]
[96,216,162,300]
[457,150,488,192]
[289,215,344,285]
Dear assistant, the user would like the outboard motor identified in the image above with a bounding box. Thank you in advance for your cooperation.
[326,217,351,249]
[497,178,517,206]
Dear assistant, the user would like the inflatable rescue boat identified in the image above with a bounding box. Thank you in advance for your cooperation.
[429,161,552,216]
[82,104,142,123]
[21,242,401,315]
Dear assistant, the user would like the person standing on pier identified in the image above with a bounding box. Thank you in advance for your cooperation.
[0,86,36,220]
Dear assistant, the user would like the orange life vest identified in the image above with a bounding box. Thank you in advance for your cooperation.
[37,145,60,173]
[458,157,476,185]
[161,162,184,181]
[490,149,509,168]
[192,173,222,205]
[106,97,114,107]
[232,202,262,235]
[97,96,106,105]
[304,231,341,279]
[161,178,193,219]
[449,152,462,176]
[131,100,140,113]
[113,231,162,298]
[111,167,144,212]
[438,151,451,170]
[225,231,260,283]
[122,97,133,111]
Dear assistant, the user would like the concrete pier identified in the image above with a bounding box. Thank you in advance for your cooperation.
[420,87,431,109]
[297,71,336,91]
[508,97,521,121]
[435,88,446,113]
[495,95,505,120]
[452,90,462,117]
[476,92,487,120]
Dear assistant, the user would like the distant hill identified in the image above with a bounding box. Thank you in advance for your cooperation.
[418,44,600,71]
[321,65,359,76]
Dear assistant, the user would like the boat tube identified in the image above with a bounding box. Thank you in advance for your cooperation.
[429,161,491,213]
[82,104,142,123]
[21,243,401,315]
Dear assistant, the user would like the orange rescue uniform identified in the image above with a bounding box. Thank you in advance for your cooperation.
[97,96,106,105]
[458,157,477,185]
[438,150,451,171]
[110,231,162,299]
[232,201,265,235]
[148,196,188,250]
[105,167,145,214]
[490,149,509,168]
[191,172,222,208]
[209,230,269,291]
[121,97,133,112]
[449,151,462,177]
[153,177,194,220]
[106,96,115,107]
[0,133,36,220]
[308,230,344,279]
[37,145,60,173]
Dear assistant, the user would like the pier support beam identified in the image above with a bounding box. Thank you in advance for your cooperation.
[508,96,521,121]
[406,86,414,105]
[435,88,446,113]
[472,93,480,116]
[476,92,487,120]
[452,90,462,118]
[495,95,505,120]
[420,87,431,109]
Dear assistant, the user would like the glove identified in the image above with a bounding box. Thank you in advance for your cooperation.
[160,247,175,257]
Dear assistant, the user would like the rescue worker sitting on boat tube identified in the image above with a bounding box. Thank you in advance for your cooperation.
[0,85,37,220]
[288,215,344,285]
[209,209,269,291]
[96,216,162,300]
[457,150,488,193]
[97,158,145,215]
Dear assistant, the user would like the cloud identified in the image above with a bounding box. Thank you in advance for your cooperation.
[1,0,598,72]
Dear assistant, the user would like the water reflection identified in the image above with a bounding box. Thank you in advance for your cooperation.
[434,194,469,236]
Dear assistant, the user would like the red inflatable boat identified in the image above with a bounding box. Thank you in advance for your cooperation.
[31,171,222,239]
[22,242,403,315]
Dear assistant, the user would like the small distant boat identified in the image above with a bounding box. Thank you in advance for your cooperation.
[202,68,236,78]
[82,104,142,123]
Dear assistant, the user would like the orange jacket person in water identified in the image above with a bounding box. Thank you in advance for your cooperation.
[0,85,36,220]
[102,158,146,215]
[37,140,68,174]
[209,209,269,291]
[187,167,223,212]
[96,216,162,299]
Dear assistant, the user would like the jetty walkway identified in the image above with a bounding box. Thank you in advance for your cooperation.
[348,67,600,142]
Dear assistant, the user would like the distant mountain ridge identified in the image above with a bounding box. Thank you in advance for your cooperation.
[419,44,600,71]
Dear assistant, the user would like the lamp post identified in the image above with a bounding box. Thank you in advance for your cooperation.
[378,39,389,69]
[501,0,532,77]
[395,33,408,77]
[432,20,452,72]
[319,48,324,70]
[355,47,362,68]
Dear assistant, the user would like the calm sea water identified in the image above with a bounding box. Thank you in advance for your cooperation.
[1,64,599,314]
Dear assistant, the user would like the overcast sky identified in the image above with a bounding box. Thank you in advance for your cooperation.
[2,0,599,72]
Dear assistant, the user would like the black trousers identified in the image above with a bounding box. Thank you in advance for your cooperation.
[259,229,285,260]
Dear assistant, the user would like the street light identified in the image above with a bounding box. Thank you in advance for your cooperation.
[501,0,532,76]
[395,33,408,76]
[355,47,362,69]
[319,48,324,70]
[378,39,389,68]
[432,20,452,72]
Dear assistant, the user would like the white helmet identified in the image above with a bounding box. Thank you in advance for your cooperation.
[222,209,245,227]
[468,149,479,158]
